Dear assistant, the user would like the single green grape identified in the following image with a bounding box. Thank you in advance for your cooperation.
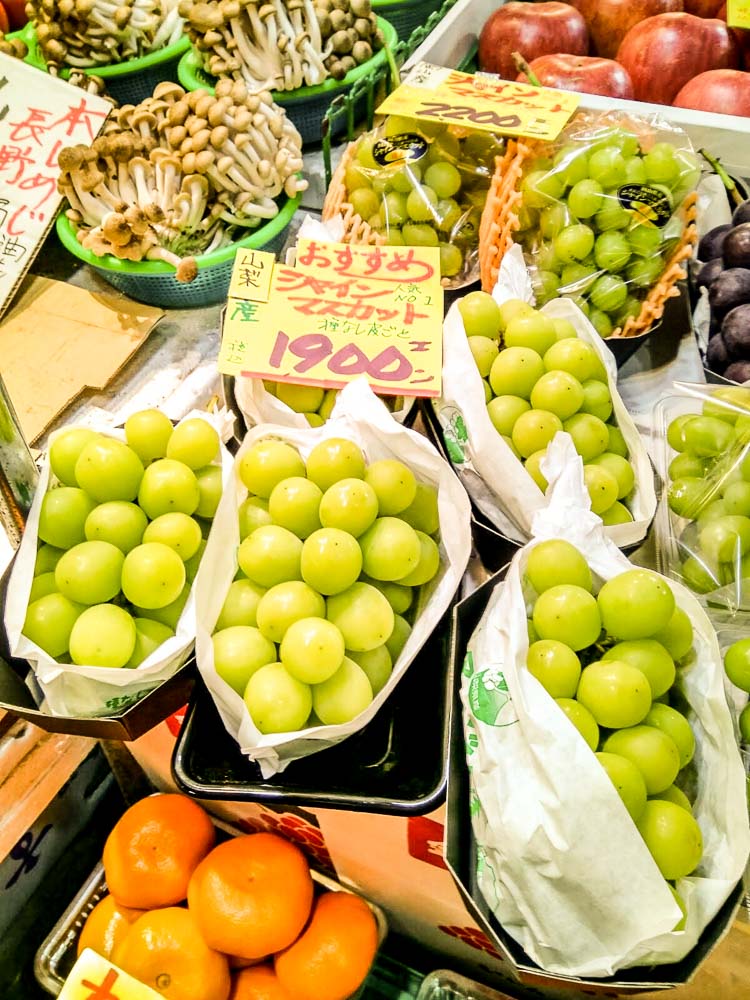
[540,202,572,239]
[590,274,628,313]
[568,179,604,219]
[627,255,665,290]
[350,187,381,220]
[424,161,462,199]
[588,148,626,188]
[406,184,439,223]
[401,222,439,247]
[439,242,463,277]
[588,308,613,339]
[522,169,565,209]
[643,143,680,186]
[594,232,631,273]
[554,224,595,264]
[594,197,632,232]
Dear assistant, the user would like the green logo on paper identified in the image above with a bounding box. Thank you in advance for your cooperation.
[442,408,468,464]
[463,651,475,678]
[469,670,516,727]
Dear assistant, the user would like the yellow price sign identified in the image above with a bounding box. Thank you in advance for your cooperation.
[727,0,750,27]
[227,247,275,302]
[377,62,580,142]
[59,949,162,1000]
[219,239,443,397]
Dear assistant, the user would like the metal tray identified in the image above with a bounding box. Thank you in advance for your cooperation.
[34,833,388,996]
[171,604,457,815]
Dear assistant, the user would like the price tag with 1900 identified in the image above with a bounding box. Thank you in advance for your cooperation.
[219,240,444,398]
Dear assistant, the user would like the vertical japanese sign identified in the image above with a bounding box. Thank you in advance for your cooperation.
[0,54,110,318]
[219,239,444,397]
[60,949,162,1000]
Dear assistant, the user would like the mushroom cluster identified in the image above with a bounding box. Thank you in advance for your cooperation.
[26,0,184,71]
[180,0,384,91]
[58,81,307,281]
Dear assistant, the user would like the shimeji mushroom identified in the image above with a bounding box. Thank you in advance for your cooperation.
[57,82,307,281]
[26,0,185,73]
[180,0,382,92]
[0,32,29,59]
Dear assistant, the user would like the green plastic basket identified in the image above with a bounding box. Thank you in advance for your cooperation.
[372,0,453,44]
[177,17,398,145]
[55,191,300,309]
[12,21,190,105]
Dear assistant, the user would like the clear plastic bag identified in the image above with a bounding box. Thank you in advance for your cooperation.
[479,110,700,340]
[322,115,505,287]
[654,382,750,626]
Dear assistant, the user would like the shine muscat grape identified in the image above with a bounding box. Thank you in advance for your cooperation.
[524,539,702,915]
[213,436,443,734]
[664,386,750,599]
[458,290,637,524]
[511,129,698,334]
[259,381,406,428]
[345,116,504,281]
[23,411,222,669]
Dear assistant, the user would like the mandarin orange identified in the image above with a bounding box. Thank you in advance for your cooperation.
[103,793,215,909]
[274,891,378,1000]
[77,893,144,959]
[187,832,313,960]
[112,906,231,1000]
[229,964,294,1000]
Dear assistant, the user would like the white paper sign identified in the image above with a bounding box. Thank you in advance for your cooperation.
[0,55,110,316]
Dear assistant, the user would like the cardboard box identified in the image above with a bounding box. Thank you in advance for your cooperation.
[445,570,745,996]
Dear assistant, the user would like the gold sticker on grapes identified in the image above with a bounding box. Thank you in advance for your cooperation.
[377,63,580,142]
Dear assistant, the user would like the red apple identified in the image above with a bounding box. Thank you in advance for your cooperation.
[718,3,750,69]
[616,13,740,104]
[569,0,682,60]
[673,68,750,113]
[478,1,589,81]
[515,54,635,98]
[683,0,723,15]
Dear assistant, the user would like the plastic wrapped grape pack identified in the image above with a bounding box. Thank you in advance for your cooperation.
[656,382,750,626]
[193,380,472,777]
[3,409,233,717]
[461,434,749,978]
[322,115,504,286]
[478,111,699,341]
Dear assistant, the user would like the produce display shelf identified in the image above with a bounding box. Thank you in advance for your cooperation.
[403,0,750,178]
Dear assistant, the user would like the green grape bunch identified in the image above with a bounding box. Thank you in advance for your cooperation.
[512,125,701,338]
[342,115,504,284]
[524,539,702,925]
[212,436,443,735]
[458,291,636,526]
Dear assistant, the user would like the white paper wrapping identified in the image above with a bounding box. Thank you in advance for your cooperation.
[4,410,234,718]
[461,434,750,978]
[433,245,657,548]
[195,378,472,777]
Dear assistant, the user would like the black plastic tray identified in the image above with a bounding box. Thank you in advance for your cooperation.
[171,604,457,814]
